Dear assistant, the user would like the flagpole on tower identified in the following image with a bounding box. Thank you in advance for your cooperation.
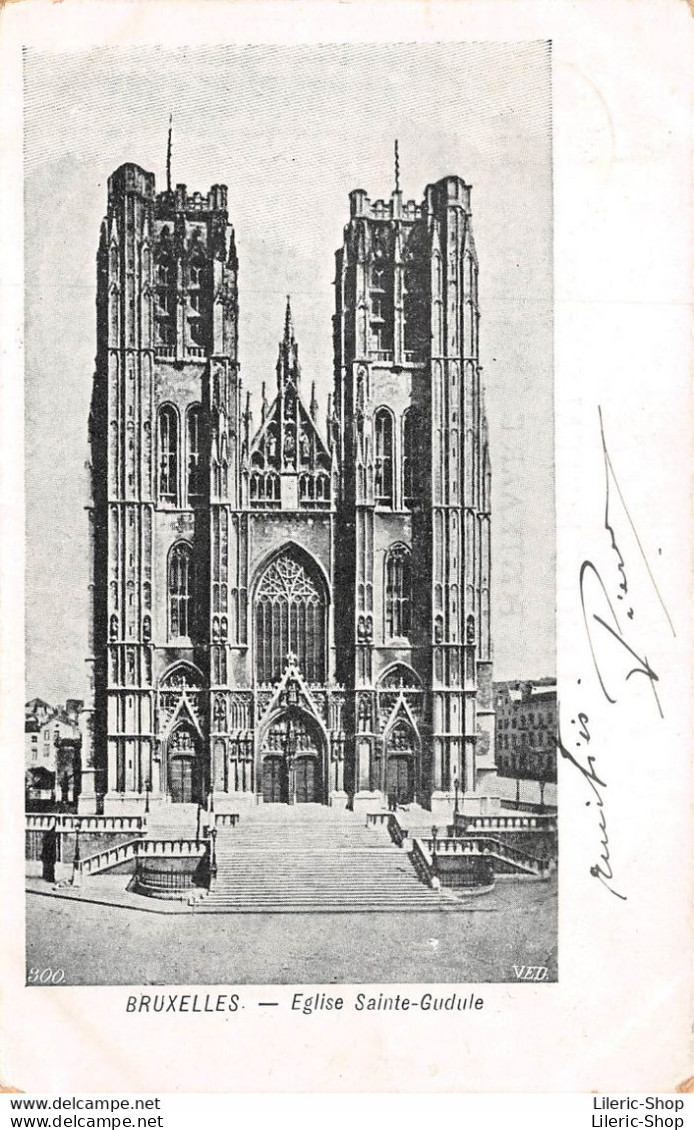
[166,113,173,194]
[394,138,400,195]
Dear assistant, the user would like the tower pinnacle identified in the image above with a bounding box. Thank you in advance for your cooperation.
[394,139,400,195]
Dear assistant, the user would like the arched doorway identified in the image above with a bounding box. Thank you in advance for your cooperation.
[260,712,324,804]
[167,723,202,804]
[384,719,417,806]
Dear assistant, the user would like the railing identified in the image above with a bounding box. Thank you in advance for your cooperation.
[214,813,240,828]
[365,811,408,847]
[410,837,440,889]
[76,837,143,879]
[366,812,391,827]
[372,350,393,362]
[25,814,146,833]
[154,345,176,359]
[137,839,205,857]
[185,347,207,359]
[424,835,549,877]
[455,813,557,833]
[60,815,145,832]
[25,815,55,831]
[387,813,408,847]
[74,837,207,881]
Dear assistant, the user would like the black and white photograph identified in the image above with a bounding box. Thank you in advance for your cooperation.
[23,42,557,988]
[1,0,691,1098]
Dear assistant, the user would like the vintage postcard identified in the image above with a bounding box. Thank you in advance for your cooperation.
[0,0,691,1094]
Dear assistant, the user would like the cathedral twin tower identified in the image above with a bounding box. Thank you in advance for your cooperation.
[81,156,496,820]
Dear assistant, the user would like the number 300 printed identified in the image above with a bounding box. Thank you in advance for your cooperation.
[27,967,65,985]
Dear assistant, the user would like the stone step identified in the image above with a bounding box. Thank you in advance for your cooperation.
[196,899,464,914]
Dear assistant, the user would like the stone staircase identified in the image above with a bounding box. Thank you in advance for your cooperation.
[195,806,465,913]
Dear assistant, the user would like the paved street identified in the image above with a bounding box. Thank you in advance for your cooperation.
[26,875,557,986]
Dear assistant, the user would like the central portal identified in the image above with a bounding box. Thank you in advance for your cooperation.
[260,712,324,804]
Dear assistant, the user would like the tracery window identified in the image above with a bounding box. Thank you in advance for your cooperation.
[187,405,203,505]
[374,408,394,508]
[402,408,418,509]
[255,552,326,684]
[169,543,192,639]
[385,544,412,639]
[158,405,179,504]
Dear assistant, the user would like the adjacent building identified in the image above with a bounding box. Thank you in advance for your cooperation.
[494,679,557,784]
[25,701,82,804]
[82,157,497,819]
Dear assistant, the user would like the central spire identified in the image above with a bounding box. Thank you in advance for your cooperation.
[284,294,295,343]
[277,297,300,394]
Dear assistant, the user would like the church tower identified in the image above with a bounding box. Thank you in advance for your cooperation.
[85,148,494,821]
[333,161,496,818]
[86,159,239,812]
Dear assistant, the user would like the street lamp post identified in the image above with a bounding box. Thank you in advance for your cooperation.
[209,827,218,882]
[431,824,438,860]
[71,823,82,887]
[453,777,460,820]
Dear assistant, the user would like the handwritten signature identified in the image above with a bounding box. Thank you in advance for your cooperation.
[557,408,675,901]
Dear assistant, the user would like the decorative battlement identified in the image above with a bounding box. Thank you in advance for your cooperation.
[107,164,229,220]
[349,190,425,222]
[348,175,471,222]
[155,183,228,216]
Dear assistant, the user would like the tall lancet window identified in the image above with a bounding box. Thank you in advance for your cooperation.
[255,551,326,685]
[385,544,412,639]
[158,405,179,504]
[187,405,203,505]
[374,408,394,508]
[402,408,418,509]
[169,543,192,639]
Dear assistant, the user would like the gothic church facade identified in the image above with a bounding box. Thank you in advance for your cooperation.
[80,160,497,820]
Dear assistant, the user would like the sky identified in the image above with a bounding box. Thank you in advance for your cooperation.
[24,42,554,703]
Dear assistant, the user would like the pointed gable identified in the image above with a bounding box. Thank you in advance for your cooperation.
[249,298,332,511]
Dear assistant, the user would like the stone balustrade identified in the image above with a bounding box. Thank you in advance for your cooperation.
[25,814,145,833]
[214,813,240,828]
[410,837,440,890]
[425,834,549,877]
[136,839,205,857]
[456,813,557,832]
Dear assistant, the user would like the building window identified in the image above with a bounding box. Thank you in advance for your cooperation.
[371,265,385,290]
[157,291,172,316]
[190,264,202,287]
[402,408,417,508]
[374,408,393,507]
[169,543,192,639]
[190,292,201,314]
[255,551,327,685]
[158,405,178,504]
[187,405,203,504]
[385,544,412,639]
